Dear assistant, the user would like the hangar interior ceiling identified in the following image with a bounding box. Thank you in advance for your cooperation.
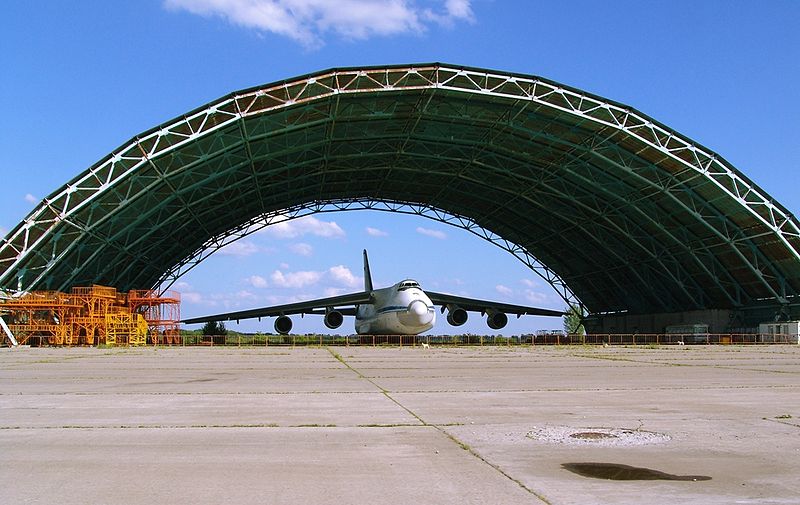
[1,63,799,325]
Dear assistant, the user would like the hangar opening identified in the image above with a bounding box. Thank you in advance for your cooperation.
[1,63,799,337]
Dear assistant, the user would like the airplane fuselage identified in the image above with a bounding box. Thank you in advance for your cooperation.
[355,279,436,335]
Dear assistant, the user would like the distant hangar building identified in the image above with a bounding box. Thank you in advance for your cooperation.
[1,63,798,334]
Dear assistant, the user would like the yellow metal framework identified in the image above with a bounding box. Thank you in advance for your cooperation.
[0,285,179,346]
[105,310,148,346]
[128,289,181,344]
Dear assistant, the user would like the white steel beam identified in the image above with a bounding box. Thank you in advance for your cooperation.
[0,316,17,347]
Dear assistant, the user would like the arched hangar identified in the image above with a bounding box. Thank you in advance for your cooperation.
[1,63,798,333]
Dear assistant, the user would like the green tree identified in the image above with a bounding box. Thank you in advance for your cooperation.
[201,320,228,336]
[563,304,585,335]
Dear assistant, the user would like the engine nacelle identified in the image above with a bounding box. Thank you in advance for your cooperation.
[274,315,293,335]
[324,309,344,329]
[446,306,468,326]
[486,310,508,330]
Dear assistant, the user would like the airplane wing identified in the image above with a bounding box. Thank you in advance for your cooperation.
[181,291,372,324]
[425,291,565,317]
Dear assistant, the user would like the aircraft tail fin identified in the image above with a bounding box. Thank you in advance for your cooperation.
[363,249,374,292]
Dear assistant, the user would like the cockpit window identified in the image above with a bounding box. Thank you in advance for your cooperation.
[398,280,420,291]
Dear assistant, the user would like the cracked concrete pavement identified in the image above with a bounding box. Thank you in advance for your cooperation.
[1,345,799,504]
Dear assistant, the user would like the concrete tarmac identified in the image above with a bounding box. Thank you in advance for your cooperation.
[1,345,799,504]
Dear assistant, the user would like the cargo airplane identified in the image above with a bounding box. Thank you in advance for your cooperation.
[182,250,564,335]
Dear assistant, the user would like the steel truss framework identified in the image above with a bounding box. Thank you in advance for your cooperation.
[158,199,581,307]
[1,63,799,317]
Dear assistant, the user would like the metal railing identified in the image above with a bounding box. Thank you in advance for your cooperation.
[6,332,799,347]
[174,333,800,347]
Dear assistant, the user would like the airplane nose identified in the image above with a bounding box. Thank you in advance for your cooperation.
[404,300,433,325]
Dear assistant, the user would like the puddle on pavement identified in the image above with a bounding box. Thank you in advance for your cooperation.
[562,463,712,481]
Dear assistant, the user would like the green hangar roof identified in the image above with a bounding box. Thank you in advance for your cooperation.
[1,63,799,316]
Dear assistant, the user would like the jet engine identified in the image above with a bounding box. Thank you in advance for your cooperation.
[486,310,508,330]
[274,315,293,335]
[446,305,468,326]
[324,309,344,329]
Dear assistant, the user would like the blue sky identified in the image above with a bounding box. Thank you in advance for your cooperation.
[2,1,798,335]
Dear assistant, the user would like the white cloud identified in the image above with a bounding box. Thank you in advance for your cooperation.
[520,279,536,288]
[423,0,474,26]
[445,0,473,19]
[323,287,347,297]
[245,275,269,288]
[263,264,362,291]
[524,289,549,304]
[181,289,266,317]
[366,226,388,237]
[264,215,345,239]
[182,291,205,304]
[495,284,513,297]
[182,291,227,308]
[279,262,290,270]
[235,289,257,301]
[328,265,361,288]
[263,293,316,305]
[0,227,8,239]
[217,240,260,256]
[270,269,322,288]
[416,226,447,240]
[24,193,37,204]
[289,242,313,256]
[164,0,474,48]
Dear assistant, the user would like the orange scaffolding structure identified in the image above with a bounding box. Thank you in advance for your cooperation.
[0,285,181,347]
[69,285,118,345]
[0,291,81,345]
[127,289,181,345]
